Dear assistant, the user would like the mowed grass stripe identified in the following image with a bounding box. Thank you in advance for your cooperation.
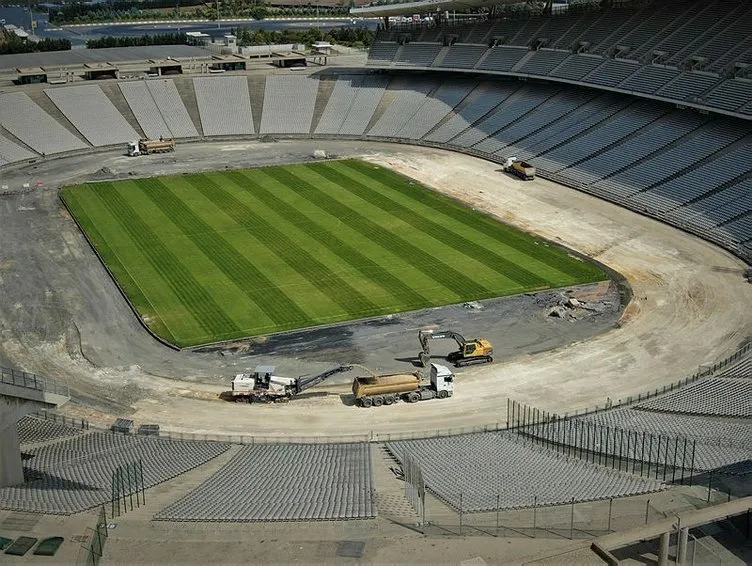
[181,174,381,317]
[89,183,240,341]
[135,177,315,328]
[316,162,552,289]
[264,167,492,299]
[230,169,432,308]
[62,191,178,344]
[344,160,602,281]
[335,162,578,287]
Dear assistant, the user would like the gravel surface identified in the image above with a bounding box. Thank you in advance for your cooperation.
[0,140,749,436]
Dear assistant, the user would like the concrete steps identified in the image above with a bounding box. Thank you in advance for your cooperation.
[26,89,89,146]
[110,443,241,522]
[247,75,266,135]
[99,82,146,139]
[174,77,204,137]
[309,76,337,135]
[363,78,398,134]
[370,444,423,525]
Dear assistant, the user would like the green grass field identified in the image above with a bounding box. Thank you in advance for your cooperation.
[61,159,607,348]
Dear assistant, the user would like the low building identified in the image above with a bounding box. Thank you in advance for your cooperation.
[185,31,210,46]
[209,54,247,72]
[16,66,47,84]
[83,62,119,80]
[147,58,183,76]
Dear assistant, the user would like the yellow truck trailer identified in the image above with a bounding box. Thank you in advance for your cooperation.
[503,157,536,180]
[127,138,175,156]
[351,363,454,408]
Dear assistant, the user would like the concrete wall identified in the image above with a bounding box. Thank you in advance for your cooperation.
[0,395,48,487]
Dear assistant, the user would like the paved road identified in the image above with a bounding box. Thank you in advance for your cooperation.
[0,8,375,47]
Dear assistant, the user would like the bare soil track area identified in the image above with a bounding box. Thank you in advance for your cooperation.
[0,140,750,437]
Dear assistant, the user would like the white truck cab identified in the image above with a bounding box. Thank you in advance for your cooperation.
[430,363,454,395]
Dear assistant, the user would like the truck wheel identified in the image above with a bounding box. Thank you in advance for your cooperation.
[373,396,384,407]
[384,395,394,405]
[437,390,448,399]
[361,398,373,408]
[407,392,420,403]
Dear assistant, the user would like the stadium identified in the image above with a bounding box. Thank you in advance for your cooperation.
[0,0,751,562]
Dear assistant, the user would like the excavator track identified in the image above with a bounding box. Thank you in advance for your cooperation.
[455,356,493,367]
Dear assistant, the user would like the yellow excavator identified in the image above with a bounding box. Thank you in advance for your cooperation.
[418,329,494,368]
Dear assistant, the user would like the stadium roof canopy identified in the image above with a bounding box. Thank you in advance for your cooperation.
[351,0,522,18]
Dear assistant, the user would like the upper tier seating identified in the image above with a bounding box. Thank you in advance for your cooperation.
[368,0,752,118]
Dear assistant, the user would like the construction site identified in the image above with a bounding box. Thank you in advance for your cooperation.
[0,3,751,560]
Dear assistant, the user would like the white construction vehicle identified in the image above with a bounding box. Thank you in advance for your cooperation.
[503,157,536,180]
[127,138,175,157]
[231,364,351,403]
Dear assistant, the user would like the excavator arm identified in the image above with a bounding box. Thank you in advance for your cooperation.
[418,330,467,367]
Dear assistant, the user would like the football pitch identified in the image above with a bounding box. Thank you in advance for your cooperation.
[61,159,607,348]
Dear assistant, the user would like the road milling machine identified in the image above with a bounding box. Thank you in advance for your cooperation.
[231,364,351,403]
[418,329,494,368]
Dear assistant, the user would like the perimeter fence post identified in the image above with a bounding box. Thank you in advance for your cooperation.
[607,498,613,533]
[496,494,500,536]
[569,497,575,540]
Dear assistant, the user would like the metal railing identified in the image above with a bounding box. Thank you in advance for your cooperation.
[34,410,89,430]
[0,365,70,397]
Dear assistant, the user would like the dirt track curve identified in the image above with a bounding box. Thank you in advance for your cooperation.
[0,141,750,438]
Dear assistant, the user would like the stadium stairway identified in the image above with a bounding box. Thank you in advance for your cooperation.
[309,76,338,135]
[98,82,147,140]
[363,77,402,133]
[431,46,452,68]
[594,114,710,183]
[635,131,752,196]
[173,78,204,137]
[0,125,36,157]
[556,101,670,175]
[371,444,422,526]
[25,90,89,147]
[121,444,241,522]
[247,76,266,135]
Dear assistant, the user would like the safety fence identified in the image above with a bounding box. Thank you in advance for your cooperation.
[29,341,750,447]
[509,400,699,483]
[506,341,752,428]
[33,410,89,431]
[405,487,740,540]
[401,452,426,526]
[79,506,108,566]
[111,460,146,518]
[0,365,70,397]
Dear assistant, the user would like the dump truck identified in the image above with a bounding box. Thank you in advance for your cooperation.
[127,138,175,156]
[231,364,351,403]
[503,157,536,180]
[352,363,454,408]
[418,329,494,368]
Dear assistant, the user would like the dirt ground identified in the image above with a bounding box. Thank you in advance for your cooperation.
[0,140,750,436]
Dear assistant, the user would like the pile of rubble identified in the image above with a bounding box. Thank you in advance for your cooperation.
[537,291,614,320]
